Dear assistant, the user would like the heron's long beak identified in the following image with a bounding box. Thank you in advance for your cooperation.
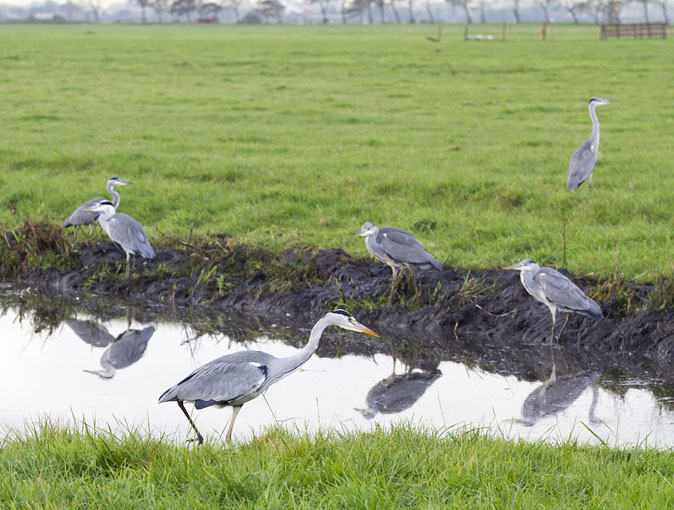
[356,322,380,337]
[123,180,135,185]
[354,230,366,237]
[503,265,519,270]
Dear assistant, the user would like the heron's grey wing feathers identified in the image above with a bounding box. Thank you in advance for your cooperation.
[66,319,114,347]
[107,213,155,259]
[158,351,273,406]
[535,268,602,318]
[567,139,597,190]
[378,228,442,269]
[106,326,155,369]
[62,197,105,227]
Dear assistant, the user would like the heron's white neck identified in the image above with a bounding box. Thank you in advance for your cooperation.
[270,315,334,385]
[107,182,122,208]
[84,360,116,379]
[588,102,601,145]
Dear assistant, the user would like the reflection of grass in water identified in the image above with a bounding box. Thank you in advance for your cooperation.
[0,25,672,280]
[4,420,674,507]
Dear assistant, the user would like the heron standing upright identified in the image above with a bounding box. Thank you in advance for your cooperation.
[355,222,443,303]
[84,200,155,279]
[62,177,133,238]
[566,97,615,191]
[504,259,603,342]
[158,309,379,445]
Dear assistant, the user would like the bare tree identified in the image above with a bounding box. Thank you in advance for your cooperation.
[560,0,587,22]
[82,0,102,21]
[199,1,221,18]
[132,0,150,21]
[535,0,554,22]
[632,0,650,21]
[425,0,434,21]
[585,0,603,22]
[651,0,668,21]
[306,0,331,22]
[150,0,169,20]
[257,0,285,22]
[605,0,624,21]
[60,0,83,20]
[479,0,486,21]
[447,0,473,22]
[407,0,415,22]
[389,0,401,22]
[170,0,197,21]
[512,0,521,21]
[222,0,242,21]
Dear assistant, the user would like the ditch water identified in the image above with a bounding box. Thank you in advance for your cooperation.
[3,292,674,449]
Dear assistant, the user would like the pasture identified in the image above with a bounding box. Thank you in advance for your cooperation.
[0,24,672,279]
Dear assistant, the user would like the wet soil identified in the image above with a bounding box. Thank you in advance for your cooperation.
[4,232,674,399]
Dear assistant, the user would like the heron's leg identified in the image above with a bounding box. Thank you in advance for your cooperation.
[177,400,204,446]
[125,252,131,279]
[226,405,243,443]
[556,313,571,342]
[88,223,94,239]
[73,226,78,241]
[549,308,557,344]
[388,267,399,305]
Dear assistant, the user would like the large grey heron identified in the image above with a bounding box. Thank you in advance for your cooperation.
[504,259,603,342]
[566,97,615,191]
[158,309,379,445]
[355,222,443,303]
[62,177,133,238]
[84,326,156,379]
[84,200,155,279]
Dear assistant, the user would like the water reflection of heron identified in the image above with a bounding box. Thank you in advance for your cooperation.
[67,319,115,348]
[356,368,442,420]
[70,312,156,379]
[519,361,601,426]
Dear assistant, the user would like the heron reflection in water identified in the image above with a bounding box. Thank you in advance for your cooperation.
[69,311,156,379]
[517,359,601,427]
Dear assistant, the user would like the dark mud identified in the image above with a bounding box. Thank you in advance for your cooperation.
[4,232,674,401]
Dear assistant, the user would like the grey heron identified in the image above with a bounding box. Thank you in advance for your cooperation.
[84,326,156,379]
[158,309,379,445]
[504,259,603,342]
[355,222,443,303]
[62,177,133,238]
[355,369,441,420]
[67,319,116,348]
[84,200,155,279]
[566,97,615,191]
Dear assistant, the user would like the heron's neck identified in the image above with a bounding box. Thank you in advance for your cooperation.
[588,103,600,144]
[107,183,121,208]
[85,360,115,379]
[273,316,331,383]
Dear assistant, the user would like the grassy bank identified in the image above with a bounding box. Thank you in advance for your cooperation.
[1,422,673,508]
[0,24,673,280]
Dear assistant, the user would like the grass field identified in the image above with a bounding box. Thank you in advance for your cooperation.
[0,24,673,279]
[2,422,674,509]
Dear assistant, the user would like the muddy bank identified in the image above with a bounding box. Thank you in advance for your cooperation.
[3,226,674,392]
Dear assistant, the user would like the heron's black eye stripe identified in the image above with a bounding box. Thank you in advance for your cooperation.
[332,309,353,318]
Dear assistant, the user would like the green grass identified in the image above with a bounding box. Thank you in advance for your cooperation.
[0,24,673,280]
[2,421,674,509]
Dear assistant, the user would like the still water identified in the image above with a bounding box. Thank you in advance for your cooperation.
[2,302,674,449]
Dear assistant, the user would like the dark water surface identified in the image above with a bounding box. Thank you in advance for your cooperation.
[3,293,674,449]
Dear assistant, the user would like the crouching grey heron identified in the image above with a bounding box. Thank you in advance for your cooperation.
[84,200,155,279]
[62,177,133,239]
[158,309,379,445]
[567,97,615,192]
[355,222,443,303]
[504,259,603,342]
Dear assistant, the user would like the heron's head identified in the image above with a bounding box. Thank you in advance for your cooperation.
[354,222,377,238]
[83,200,115,214]
[328,309,379,337]
[504,259,538,272]
[109,176,134,186]
[589,97,616,107]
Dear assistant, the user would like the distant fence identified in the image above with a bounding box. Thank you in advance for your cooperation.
[601,23,667,40]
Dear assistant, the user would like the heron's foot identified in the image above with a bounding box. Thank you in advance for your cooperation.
[186,436,204,446]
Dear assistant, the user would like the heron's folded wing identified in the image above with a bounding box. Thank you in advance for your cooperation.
[567,140,597,186]
[378,229,435,266]
[161,358,269,406]
[535,269,590,311]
